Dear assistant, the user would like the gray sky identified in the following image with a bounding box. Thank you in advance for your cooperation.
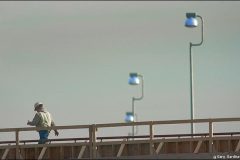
[0,1,240,140]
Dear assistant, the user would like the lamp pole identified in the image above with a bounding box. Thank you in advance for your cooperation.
[185,13,204,134]
[132,74,143,137]
[128,73,144,137]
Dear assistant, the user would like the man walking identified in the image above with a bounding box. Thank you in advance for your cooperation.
[27,102,59,144]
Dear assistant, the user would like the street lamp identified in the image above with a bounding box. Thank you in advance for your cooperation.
[127,73,144,137]
[185,12,204,134]
[125,112,134,123]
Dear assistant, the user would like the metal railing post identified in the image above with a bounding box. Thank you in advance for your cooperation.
[149,121,154,155]
[89,124,97,159]
[92,124,97,158]
[209,119,213,153]
[15,129,20,159]
[89,125,93,159]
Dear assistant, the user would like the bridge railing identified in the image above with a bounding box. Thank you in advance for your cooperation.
[94,117,240,155]
[0,117,240,158]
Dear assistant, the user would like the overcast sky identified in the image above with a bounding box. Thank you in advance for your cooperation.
[0,1,240,140]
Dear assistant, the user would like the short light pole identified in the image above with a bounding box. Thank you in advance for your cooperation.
[127,73,144,137]
[185,12,204,134]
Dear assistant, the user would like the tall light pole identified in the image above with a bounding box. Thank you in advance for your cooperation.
[127,73,144,137]
[185,12,204,134]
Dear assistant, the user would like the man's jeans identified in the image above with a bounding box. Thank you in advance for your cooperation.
[38,130,49,144]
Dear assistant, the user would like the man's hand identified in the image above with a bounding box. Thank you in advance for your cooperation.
[54,130,59,136]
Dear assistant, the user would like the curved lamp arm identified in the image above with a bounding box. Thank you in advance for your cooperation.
[191,15,204,47]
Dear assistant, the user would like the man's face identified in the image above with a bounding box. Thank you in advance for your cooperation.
[35,107,40,112]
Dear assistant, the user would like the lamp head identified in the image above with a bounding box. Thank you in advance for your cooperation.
[125,112,134,122]
[185,12,198,28]
[128,73,140,85]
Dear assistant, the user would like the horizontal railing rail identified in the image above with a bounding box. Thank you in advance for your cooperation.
[1,131,240,145]
[0,117,239,132]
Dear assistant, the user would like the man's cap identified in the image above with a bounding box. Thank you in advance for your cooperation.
[34,102,43,111]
